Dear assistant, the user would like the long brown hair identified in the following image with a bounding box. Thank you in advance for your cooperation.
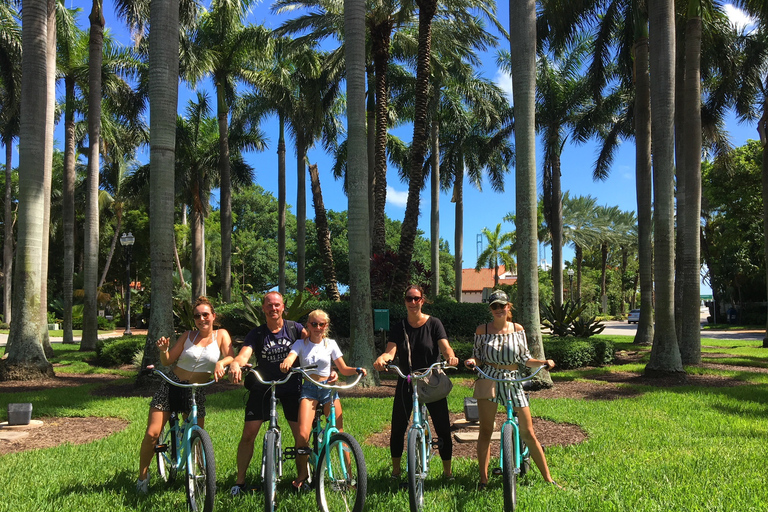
[404,284,432,305]
[193,296,220,327]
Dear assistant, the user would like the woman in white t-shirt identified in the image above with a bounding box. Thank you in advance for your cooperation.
[280,309,367,491]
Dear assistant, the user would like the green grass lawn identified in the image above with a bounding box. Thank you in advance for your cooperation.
[1,340,767,511]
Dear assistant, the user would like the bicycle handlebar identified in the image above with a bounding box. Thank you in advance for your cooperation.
[241,364,317,387]
[384,360,456,381]
[467,363,549,384]
[148,366,219,388]
[293,366,365,390]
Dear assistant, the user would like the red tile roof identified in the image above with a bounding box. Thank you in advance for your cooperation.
[462,265,516,292]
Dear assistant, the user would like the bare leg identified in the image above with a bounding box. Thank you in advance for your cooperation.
[392,457,402,476]
[139,408,170,480]
[514,406,554,482]
[294,398,318,484]
[476,398,498,484]
[235,420,263,485]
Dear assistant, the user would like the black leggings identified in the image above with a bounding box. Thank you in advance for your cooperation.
[389,377,452,461]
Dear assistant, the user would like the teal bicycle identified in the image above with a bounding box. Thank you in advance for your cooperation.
[385,360,455,512]
[151,368,218,512]
[292,366,367,512]
[468,364,548,512]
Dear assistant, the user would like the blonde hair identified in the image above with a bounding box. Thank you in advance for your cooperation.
[307,309,331,338]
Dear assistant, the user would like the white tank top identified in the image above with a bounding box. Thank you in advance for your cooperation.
[175,331,220,373]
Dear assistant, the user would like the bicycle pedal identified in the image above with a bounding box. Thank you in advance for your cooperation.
[154,444,168,453]
[284,447,312,459]
[431,438,443,450]
[492,467,502,476]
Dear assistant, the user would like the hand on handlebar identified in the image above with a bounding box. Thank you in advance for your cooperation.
[464,358,477,369]
[228,361,243,384]
[373,356,392,372]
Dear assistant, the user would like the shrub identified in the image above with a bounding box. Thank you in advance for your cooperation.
[591,338,615,366]
[97,316,115,331]
[543,338,596,369]
[96,336,145,367]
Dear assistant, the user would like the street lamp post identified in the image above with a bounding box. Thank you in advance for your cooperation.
[120,232,135,335]
[567,268,574,303]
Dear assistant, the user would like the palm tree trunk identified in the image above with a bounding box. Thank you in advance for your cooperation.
[297,135,307,292]
[191,207,205,299]
[679,10,702,364]
[551,156,564,307]
[62,75,76,343]
[509,0,549,387]
[430,117,440,298]
[762,98,768,346]
[278,114,286,294]
[308,164,340,301]
[99,216,121,288]
[645,0,683,375]
[216,82,232,302]
[3,138,13,327]
[371,23,392,257]
[367,68,376,242]
[633,27,654,345]
[345,0,376,385]
[2,0,54,380]
[139,0,179,387]
[453,166,464,302]
[393,0,437,298]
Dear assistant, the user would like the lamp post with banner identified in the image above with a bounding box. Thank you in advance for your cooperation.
[120,232,135,335]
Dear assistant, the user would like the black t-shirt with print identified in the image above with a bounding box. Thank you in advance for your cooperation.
[390,316,448,374]
[243,320,303,396]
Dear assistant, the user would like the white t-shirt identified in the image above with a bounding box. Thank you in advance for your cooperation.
[289,338,343,377]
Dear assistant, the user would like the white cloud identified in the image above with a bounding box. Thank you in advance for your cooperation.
[387,186,409,208]
[724,4,757,33]
[494,69,514,103]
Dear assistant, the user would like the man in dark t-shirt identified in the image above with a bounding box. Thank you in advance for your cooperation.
[228,291,305,495]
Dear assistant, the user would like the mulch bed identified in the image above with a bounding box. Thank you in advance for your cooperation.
[0,416,128,456]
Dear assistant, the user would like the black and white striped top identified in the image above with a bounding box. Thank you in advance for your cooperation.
[472,327,531,367]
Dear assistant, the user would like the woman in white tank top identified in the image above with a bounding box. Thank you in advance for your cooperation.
[137,296,235,493]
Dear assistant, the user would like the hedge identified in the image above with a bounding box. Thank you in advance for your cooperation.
[96,336,145,367]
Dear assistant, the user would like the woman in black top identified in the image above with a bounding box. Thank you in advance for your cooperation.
[374,285,460,481]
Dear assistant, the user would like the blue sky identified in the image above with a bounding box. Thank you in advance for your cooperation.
[40,1,760,295]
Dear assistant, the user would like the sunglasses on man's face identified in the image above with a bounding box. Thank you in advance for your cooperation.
[193,312,212,319]
[405,296,422,303]
[310,322,327,328]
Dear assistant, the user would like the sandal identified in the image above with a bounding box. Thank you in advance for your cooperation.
[443,473,455,482]
[549,480,563,489]
[477,482,488,491]
[291,479,311,493]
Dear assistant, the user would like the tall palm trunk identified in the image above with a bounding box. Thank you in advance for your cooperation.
[366,68,376,241]
[430,117,439,297]
[99,214,121,287]
[393,0,437,298]
[645,0,683,375]
[308,164,340,301]
[2,0,54,380]
[3,138,12,326]
[633,17,654,346]
[216,81,232,302]
[278,114,286,294]
[81,0,104,351]
[345,0,376,385]
[297,134,307,292]
[371,21,392,256]
[509,0,550,387]
[679,10,702,364]
[762,95,768,347]
[453,164,464,302]
[190,206,205,299]
[139,0,179,387]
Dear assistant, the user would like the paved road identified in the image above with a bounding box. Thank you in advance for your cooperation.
[599,320,765,342]
[0,329,133,347]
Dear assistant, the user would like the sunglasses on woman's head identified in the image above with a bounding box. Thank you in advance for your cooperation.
[310,322,327,328]
[405,295,422,303]
[490,303,506,310]
[193,312,212,319]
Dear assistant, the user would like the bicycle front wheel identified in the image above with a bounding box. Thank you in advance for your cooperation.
[316,432,367,512]
[501,427,517,512]
[186,428,216,512]
[156,419,177,484]
[407,429,427,512]
[263,430,279,512]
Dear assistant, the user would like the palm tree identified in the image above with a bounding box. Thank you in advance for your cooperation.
[509,0,550,387]
[344,0,376,384]
[189,0,270,302]
[562,193,601,300]
[139,0,180,386]
[2,0,54,379]
[0,0,21,328]
[645,0,683,375]
[475,224,515,287]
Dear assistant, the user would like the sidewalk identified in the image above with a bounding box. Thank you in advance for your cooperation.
[0,329,147,347]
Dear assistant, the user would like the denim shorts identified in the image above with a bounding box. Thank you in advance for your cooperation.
[300,380,334,405]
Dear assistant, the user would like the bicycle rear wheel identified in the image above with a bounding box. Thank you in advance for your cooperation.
[407,429,427,512]
[316,432,367,512]
[501,427,517,512]
[186,428,216,512]
[263,430,279,512]
[156,418,178,484]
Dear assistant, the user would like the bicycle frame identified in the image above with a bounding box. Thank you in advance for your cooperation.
[471,365,547,474]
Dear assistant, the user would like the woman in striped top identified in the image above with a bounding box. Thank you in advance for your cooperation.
[464,290,558,490]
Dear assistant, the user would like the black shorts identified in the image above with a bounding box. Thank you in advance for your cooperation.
[149,372,207,417]
[244,387,300,423]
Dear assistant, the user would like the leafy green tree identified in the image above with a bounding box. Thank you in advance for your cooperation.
[475,224,515,288]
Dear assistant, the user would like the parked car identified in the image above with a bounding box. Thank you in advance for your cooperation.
[627,309,640,324]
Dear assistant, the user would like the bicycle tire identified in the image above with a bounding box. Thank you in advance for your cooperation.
[407,429,426,512]
[316,432,367,512]
[185,428,216,512]
[156,418,178,484]
[263,430,279,512]
[501,427,517,512]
